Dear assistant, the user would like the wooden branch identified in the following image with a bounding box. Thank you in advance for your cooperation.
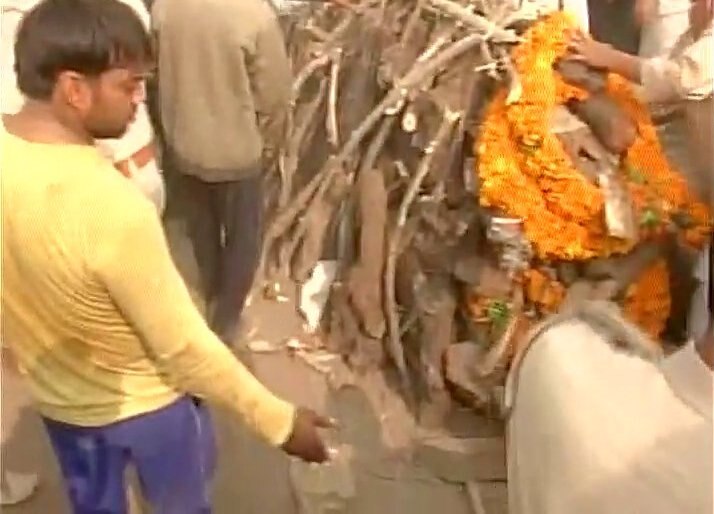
[338,31,484,161]
[284,116,394,283]
[358,116,396,176]
[384,109,461,403]
[279,79,328,210]
[400,0,426,45]
[278,217,307,278]
[324,9,357,44]
[426,0,520,42]
[292,173,350,283]
[257,159,332,286]
[326,49,343,149]
[292,54,330,100]
[260,28,488,290]
[416,27,458,63]
[348,164,389,339]
[272,32,487,280]
[303,21,329,42]
[327,0,357,11]
[289,8,355,100]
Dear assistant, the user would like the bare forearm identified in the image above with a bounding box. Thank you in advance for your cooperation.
[602,45,643,84]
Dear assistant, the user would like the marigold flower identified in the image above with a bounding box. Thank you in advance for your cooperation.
[474,12,711,338]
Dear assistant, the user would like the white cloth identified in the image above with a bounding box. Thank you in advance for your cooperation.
[0,0,164,214]
[508,315,713,514]
[639,0,692,58]
[640,26,714,104]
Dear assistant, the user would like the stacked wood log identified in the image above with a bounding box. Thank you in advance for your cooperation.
[259,1,712,428]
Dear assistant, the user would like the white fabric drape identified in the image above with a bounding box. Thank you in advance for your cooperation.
[507,311,713,514]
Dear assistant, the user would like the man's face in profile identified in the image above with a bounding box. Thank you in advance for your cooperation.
[83,64,151,140]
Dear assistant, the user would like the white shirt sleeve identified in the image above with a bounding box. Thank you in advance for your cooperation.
[640,27,714,103]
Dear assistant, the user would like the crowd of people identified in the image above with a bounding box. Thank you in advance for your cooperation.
[0,0,712,512]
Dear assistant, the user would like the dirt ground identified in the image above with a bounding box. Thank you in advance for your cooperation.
[1,296,506,514]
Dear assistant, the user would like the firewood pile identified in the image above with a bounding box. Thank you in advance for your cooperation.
[259,1,712,427]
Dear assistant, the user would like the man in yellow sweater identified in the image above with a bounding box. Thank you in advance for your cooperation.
[1,1,331,512]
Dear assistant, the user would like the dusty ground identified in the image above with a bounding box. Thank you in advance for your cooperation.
[1,295,506,514]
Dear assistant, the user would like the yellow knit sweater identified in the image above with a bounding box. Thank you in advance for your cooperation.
[0,127,294,446]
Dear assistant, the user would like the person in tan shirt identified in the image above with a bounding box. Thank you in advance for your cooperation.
[152,0,292,344]
[2,1,330,512]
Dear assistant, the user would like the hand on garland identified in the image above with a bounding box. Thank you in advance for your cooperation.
[567,34,617,70]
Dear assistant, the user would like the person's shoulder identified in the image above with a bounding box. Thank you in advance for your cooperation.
[80,156,156,222]
[215,0,277,35]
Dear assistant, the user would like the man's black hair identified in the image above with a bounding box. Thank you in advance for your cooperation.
[14,0,152,100]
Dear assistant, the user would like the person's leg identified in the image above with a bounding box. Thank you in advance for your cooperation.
[210,174,263,345]
[43,419,129,514]
[128,398,215,514]
[162,168,221,315]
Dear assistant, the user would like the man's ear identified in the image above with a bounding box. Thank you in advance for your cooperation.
[55,71,92,112]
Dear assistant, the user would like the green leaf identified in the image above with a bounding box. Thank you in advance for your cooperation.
[487,300,511,332]
[639,207,660,228]
[624,163,646,184]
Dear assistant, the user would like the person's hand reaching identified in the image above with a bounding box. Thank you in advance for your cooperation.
[281,407,336,463]
[567,33,616,70]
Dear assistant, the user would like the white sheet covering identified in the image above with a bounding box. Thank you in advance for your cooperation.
[507,309,713,514]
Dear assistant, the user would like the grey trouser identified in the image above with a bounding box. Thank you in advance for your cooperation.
[163,169,263,345]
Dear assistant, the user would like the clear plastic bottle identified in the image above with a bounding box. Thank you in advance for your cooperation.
[289,443,355,514]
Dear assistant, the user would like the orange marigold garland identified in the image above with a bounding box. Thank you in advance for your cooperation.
[623,258,671,338]
[476,12,711,262]
[523,268,566,314]
[474,12,711,339]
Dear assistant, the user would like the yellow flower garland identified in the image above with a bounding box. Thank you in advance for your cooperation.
[474,12,711,338]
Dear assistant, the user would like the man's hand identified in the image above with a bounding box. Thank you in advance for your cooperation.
[568,34,617,70]
[281,407,336,463]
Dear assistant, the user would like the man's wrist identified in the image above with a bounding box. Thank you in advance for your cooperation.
[606,46,643,83]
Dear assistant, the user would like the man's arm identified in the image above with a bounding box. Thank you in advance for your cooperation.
[569,28,713,103]
[640,28,714,102]
[91,193,295,446]
[246,12,292,166]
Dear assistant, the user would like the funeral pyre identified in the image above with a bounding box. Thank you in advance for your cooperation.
[258,1,711,425]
